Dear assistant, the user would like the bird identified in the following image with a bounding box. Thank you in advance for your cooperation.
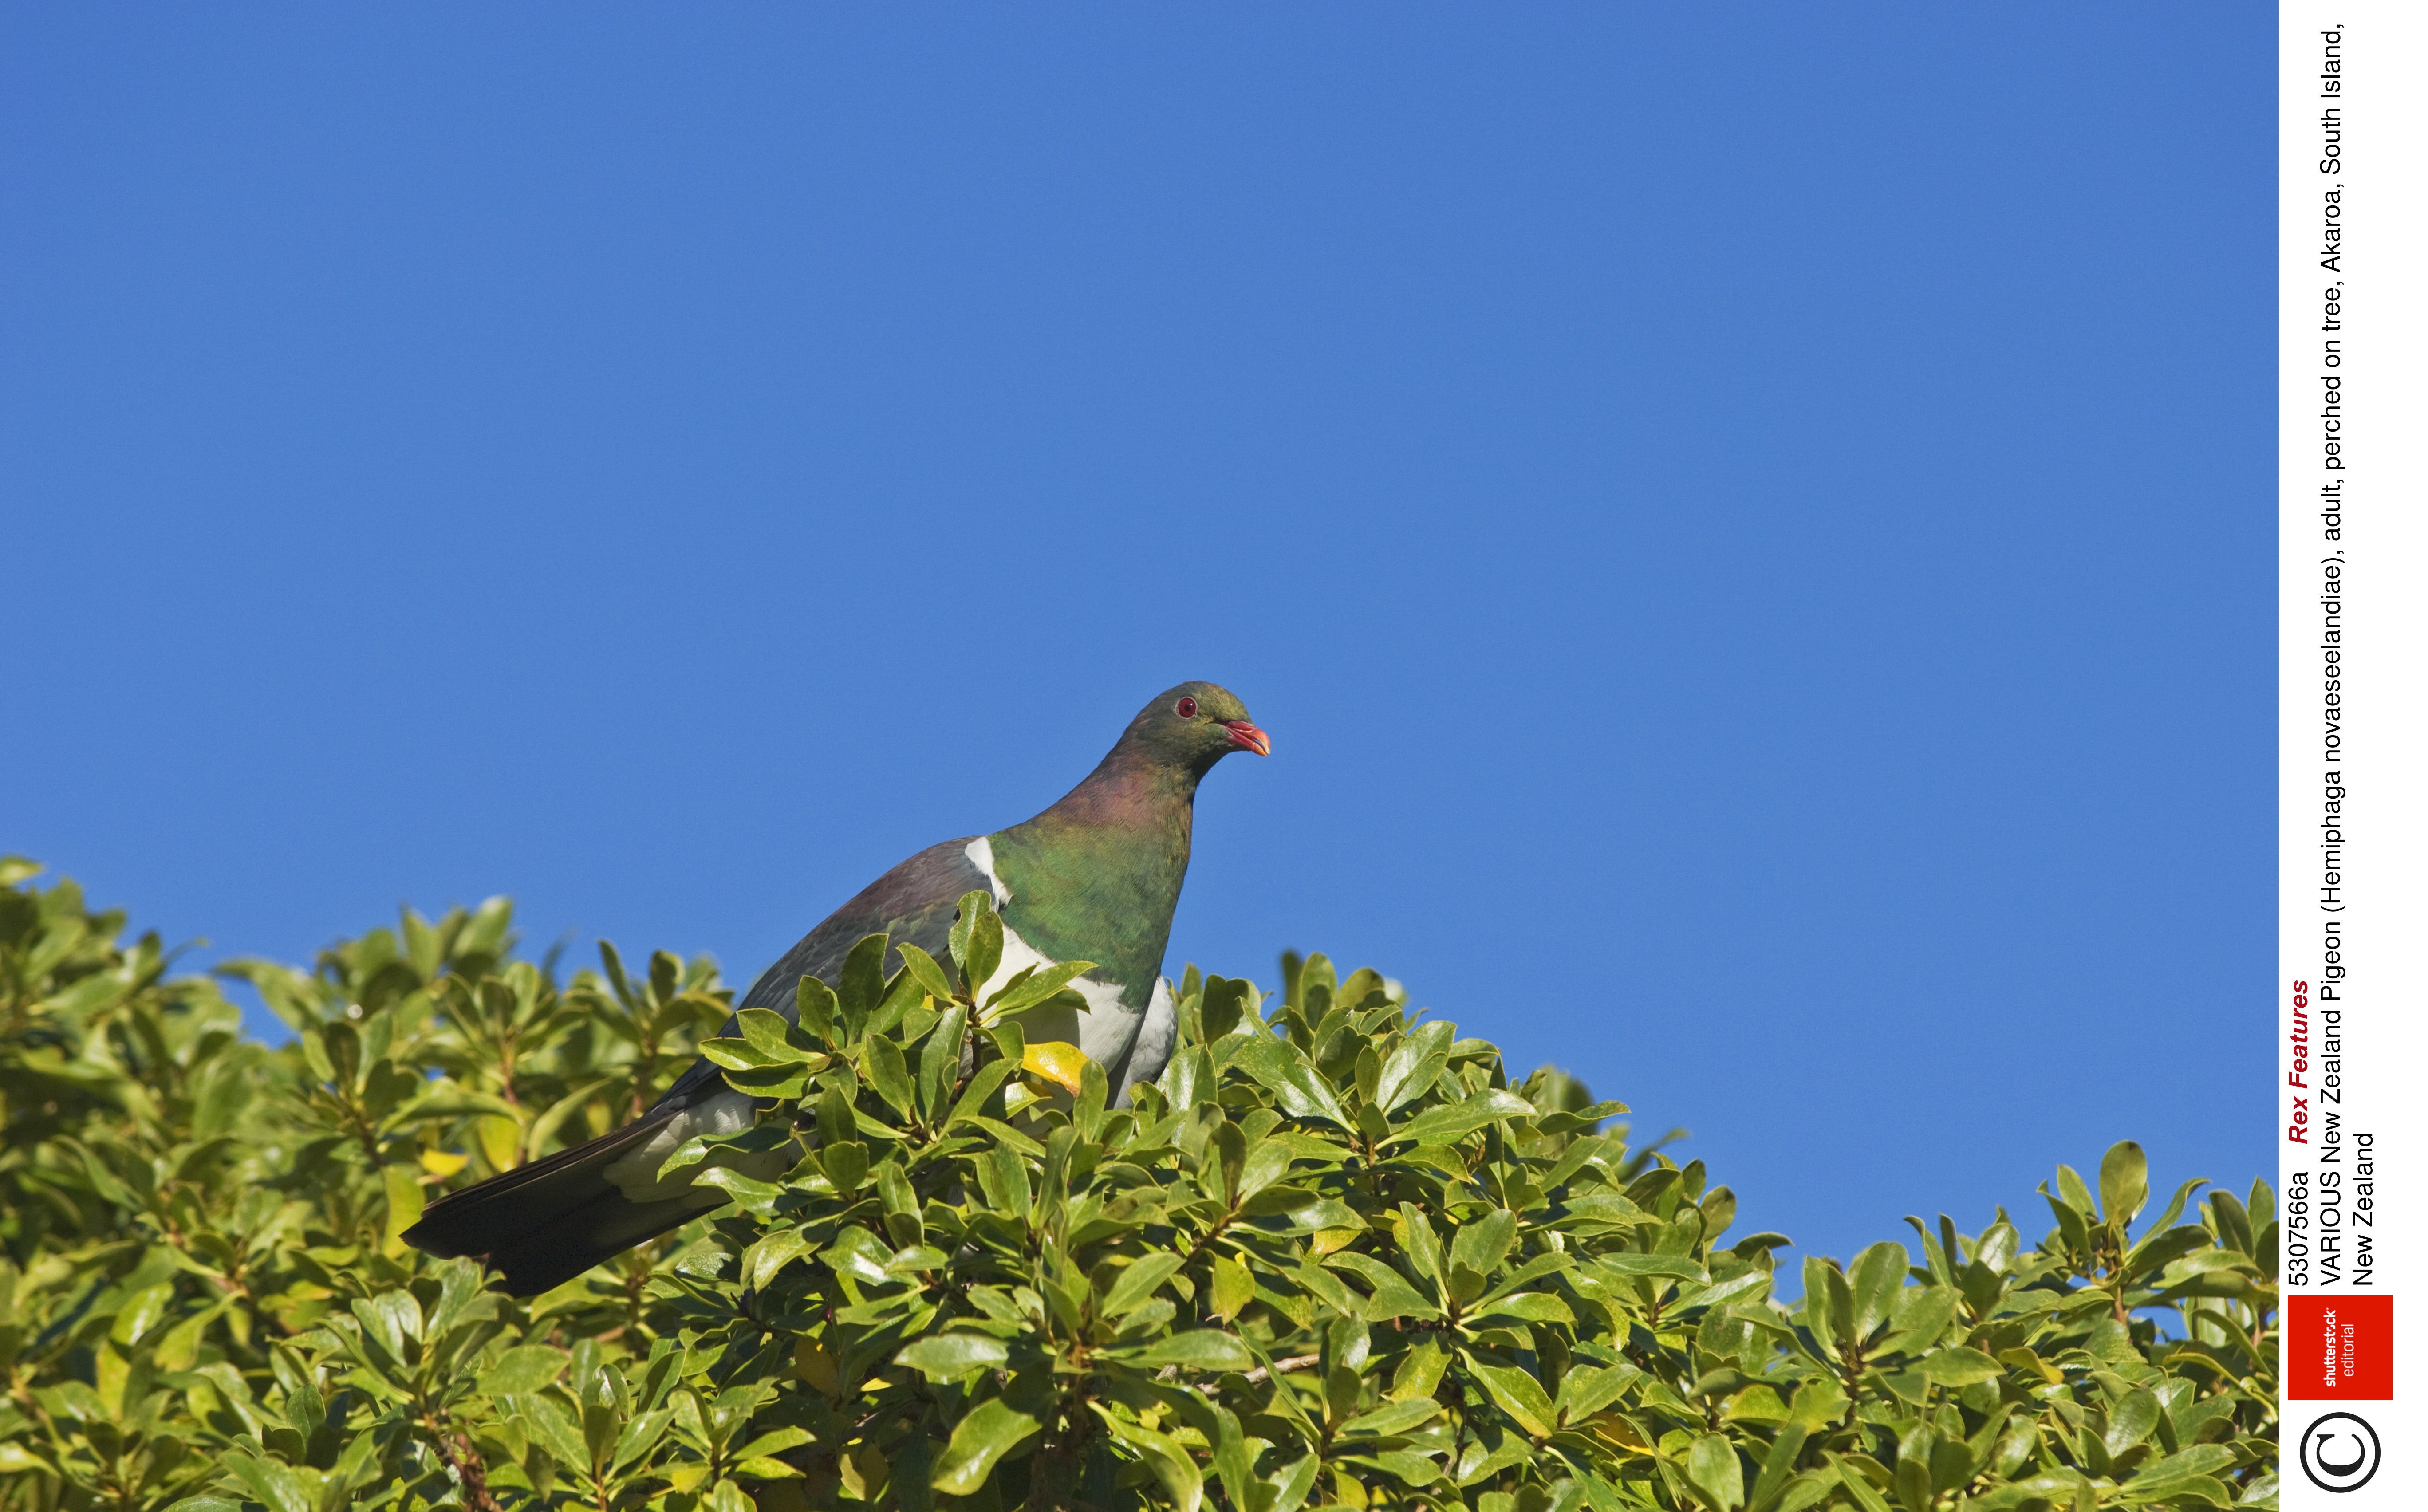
[403,680,1269,1295]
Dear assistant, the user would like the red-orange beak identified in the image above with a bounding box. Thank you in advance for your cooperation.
[1222,720,1272,757]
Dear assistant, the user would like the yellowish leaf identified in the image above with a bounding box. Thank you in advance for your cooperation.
[794,1339,841,1396]
[382,1162,425,1252]
[1021,1041,1092,1095]
[1210,1253,1255,1321]
[1312,1227,1360,1256]
[419,1147,469,1178]
[476,1114,522,1172]
[846,1443,889,1497]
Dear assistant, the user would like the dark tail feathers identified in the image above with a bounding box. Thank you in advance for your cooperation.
[402,1109,720,1296]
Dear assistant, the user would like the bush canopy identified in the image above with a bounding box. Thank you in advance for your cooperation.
[0,860,2279,1511]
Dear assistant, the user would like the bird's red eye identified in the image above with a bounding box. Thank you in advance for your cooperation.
[1175,696,1198,718]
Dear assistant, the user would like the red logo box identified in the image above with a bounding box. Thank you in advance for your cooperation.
[2290,1294,2392,1400]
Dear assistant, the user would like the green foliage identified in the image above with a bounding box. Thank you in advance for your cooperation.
[2,862,2279,1511]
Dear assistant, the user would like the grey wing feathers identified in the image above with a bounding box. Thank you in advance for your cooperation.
[733,838,989,1013]
[643,839,987,1118]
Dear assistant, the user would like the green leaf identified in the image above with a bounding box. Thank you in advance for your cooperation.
[947,890,990,972]
[1326,1253,1443,1321]
[1398,1203,1445,1287]
[2043,1190,2094,1259]
[986,959,1097,1015]
[520,1393,593,1469]
[1469,1360,1557,1438]
[1918,1347,2002,1387]
[1199,975,1254,1040]
[820,1141,869,1192]
[2103,1388,2160,1454]
[1373,1021,1454,1111]
[946,1057,1015,1127]
[1748,1424,1811,1511]
[224,1454,314,1512]
[743,1228,817,1292]
[2122,1223,2214,1282]
[895,943,957,1006]
[2142,1174,2209,1235]
[1210,1253,1255,1321]
[1234,1137,1296,1202]
[1090,1402,1204,1512]
[1537,1098,1631,1135]
[916,1004,968,1121]
[2125,1445,2240,1492]
[1386,1088,1535,1148]
[381,1162,425,1246]
[698,1036,779,1071]
[736,1007,825,1064]
[1158,1043,1215,1110]
[861,1034,915,1120]
[1846,1241,1907,1341]
[896,1333,1010,1379]
[1878,1284,1959,1357]
[737,1429,813,1462]
[930,1398,1041,1496]
[1557,1362,1639,1424]
[1448,1207,1520,1280]
[1831,1457,1895,1512]
[2055,1163,2097,1218]
[1282,1196,1366,1235]
[1229,1035,1353,1126]
[1359,1450,1448,1487]
[1212,1409,1254,1512]
[837,933,888,1029]
[1471,1290,1573,1325]
[2100,1140,2149,1225]
[1104,1253,1184,1317]
[1390,1341,1451,1403]
[1269,1453,1322,1512]
[392,1087,522,1124]
[721,1063,814,1098]
[1124,1330,1256,1373]
[1687,1432,1746,1511]
[1340,1398,1442,1438]
[795,972,836,1042]
[951,892,1003,990]
[352,1290,421,1364]
[691,1165,785,1212]
[109,1281,176,1347]
[481,1344,568,1395]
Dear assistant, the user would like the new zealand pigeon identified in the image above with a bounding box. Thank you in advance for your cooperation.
[403,681,1269,1295]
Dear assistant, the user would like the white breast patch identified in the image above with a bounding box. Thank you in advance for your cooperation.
[963,837,1145,1078]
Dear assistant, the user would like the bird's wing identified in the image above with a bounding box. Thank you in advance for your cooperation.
[733,836,989,1012]
[644,838,989,1114]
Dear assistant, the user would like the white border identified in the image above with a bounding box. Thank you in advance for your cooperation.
[2279,4,2422,1503]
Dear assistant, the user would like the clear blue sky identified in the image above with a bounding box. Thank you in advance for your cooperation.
[5,6,2273,1272]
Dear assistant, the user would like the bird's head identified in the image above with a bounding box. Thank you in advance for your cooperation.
[1127,681,1271,775]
